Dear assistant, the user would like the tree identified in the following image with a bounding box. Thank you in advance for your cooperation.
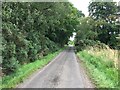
[89,1,117,23]
[2,2,83,75]
[75,17,99,51]
[75,17,97,40]
[88,1,118,48]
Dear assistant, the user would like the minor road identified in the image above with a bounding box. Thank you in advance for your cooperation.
[17,47,94,88]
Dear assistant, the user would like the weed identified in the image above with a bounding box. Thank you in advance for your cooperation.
[77,50,118,88]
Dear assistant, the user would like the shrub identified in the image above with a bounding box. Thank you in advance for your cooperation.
[75,39,108,51]
[2,41,19,75]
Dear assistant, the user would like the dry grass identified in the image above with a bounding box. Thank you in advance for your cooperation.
[85,46,118,69]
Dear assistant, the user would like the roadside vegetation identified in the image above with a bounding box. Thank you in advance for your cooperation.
[2,1,84,89]
[1,50,62,88]
[2,2,83,75]
[77,45,118,88]
[1,0,120,89]
[68,40,75,46]
[75,1,119,88]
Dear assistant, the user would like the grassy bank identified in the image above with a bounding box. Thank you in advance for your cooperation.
[77,47,118,88]
[1,49,62,88]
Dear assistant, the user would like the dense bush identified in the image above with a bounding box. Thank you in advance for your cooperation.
[75,39,107,51]
[75,2,119,50]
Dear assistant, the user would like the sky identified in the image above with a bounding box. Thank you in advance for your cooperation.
[69,0,120,16]
[69,0,90,41]
[69,0,120,41]
[69,0,90,16]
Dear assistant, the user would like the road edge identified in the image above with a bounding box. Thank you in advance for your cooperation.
[76,54,96,88]
[17,50,65,88]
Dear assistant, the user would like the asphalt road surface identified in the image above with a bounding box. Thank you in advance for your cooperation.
[18,47,94,88]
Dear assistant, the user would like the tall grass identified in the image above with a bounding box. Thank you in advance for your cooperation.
[77,47,118,88]
[1,50,62,89]
[85,46,118,69]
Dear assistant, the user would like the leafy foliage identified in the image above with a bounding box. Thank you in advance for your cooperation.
[75,2,119,50]
[1,49,62,88]
[88,1,118,47]
[75,1,119,88]
[75,39,107,51]
[2,2,83,75]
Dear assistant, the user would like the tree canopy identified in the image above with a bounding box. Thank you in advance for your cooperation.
[75,1,119,51]
[2,2,84,75]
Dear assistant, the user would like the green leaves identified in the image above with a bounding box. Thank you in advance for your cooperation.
[75,2,118,49]
[88,2,119,48]
[2,2,81,75]
[89,2,117,21]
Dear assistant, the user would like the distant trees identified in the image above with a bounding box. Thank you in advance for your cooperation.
[75,1,119,50]
[75,17,97,40]
[2,2,83,75]
[89,1,117,22]
[89,1,118,47]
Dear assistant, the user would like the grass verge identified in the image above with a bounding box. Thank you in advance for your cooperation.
[77,50,118,88]
[1,49,62,88]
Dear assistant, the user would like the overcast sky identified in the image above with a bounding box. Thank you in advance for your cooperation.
[69,0,90,16]
[69,0,120,16]
[69,0,120,41]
